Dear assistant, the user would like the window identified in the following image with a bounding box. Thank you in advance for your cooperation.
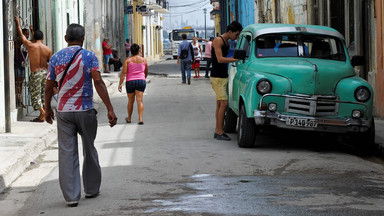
[239,35,251,58]
[255,33,346,61]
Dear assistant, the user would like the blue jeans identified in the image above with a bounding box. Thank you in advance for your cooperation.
[180,60,192,83]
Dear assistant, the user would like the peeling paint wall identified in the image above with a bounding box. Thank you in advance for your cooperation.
[255,0,308,24]
[0,1,5,132]
[83,0,125,71]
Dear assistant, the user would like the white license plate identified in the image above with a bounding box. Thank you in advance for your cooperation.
[286,117,318,128]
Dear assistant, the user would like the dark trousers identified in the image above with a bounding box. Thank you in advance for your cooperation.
[205,58,212,77]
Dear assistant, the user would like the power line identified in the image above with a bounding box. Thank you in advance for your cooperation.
[169,0,209,8]
[168,2,211,16]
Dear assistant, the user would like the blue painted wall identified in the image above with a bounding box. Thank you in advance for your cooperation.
[228,0,255,28]
[124,0,129,41]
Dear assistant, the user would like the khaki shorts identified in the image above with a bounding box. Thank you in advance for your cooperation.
[210,77,228,100]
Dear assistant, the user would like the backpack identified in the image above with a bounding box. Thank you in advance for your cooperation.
[180,47,189,59]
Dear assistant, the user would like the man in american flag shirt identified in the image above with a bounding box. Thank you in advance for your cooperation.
[44,23,117,207]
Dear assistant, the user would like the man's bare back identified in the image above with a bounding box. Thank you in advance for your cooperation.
[15,17,52,72]
[27,41,52,72]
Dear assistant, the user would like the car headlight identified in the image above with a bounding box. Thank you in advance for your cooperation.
[256,79,272,95]
[354,86,371,102]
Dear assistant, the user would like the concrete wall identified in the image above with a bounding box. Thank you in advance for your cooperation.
[0,0,5,132]
[255,0,308,24]
[83,0,125,71]
[375,0,384,116]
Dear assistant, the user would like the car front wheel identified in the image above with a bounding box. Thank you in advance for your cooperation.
[237,105,257,148]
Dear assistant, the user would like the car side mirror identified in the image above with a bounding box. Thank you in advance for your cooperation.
[233,49,246,61]
[351,55,364,67]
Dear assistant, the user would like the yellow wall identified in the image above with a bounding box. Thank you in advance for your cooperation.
[215,13,221,36]
[133,1,143,45]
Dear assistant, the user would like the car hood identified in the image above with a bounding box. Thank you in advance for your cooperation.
[254,58,354,95]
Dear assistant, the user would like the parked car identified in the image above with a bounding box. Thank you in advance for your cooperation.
[225,23,374,150]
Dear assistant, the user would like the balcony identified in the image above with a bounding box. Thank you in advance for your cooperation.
[145,0,161,9]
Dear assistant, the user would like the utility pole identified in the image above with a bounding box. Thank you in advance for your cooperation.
[203,8,207,39]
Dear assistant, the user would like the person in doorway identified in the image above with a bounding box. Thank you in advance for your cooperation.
[192,37,202,78]
[45,23,117,207]
[177,34,194,85]
[102,37,113,73]
[211,21,243,141]
[15,17,52,122]
[14,27,30,108]
[204,37,214,78]
[118,44,148,125]
[125,38,130,57]
[109,49,123,71]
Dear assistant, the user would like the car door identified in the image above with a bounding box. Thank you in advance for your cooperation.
[229,33,253,113]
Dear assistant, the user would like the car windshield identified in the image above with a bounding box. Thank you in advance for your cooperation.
[255,33,346,61]
[173,31,195,40]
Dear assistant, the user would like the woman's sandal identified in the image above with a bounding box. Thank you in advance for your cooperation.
[138,122,144,125]
[125,117,131,123]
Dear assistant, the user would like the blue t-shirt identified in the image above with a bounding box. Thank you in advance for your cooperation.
[47,46,100,112]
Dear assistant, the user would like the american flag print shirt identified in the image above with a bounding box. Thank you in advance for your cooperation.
[47,46,100,112]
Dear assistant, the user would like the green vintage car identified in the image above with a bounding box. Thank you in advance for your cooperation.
[225,24,374,149]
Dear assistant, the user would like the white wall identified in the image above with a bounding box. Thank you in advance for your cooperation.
[0,1,5,132]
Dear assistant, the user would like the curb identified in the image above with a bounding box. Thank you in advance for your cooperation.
[0,123,57,193]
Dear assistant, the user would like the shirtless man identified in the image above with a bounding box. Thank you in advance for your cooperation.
[15,17,52,122]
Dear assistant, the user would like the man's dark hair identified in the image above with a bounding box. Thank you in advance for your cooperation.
[34,30,44,40]
[22,28,29,35]
[226,21,243,33]
[130,43,141,55]
[66,23,85,42]
[182,34,187,40]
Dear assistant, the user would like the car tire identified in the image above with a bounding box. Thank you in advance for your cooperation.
[237,105,257,148]
[224,107,237,133]
[347,118,375,154]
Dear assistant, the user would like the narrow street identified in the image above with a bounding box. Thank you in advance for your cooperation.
[1,60,384,216]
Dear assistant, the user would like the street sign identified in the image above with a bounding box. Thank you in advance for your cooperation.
[125,6,133,14]
[136,5,147,13]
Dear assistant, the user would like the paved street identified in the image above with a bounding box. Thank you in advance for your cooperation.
[1,60,384,215]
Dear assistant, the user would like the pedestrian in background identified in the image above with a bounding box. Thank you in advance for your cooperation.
[45,23,117,207]
[102,37,113,73]
[192,37,202,78]
[177,34,194,85]
[118,43,148,125]
[14,27,30,107]
[15,17,52,122]
[211,21,243,141]
[204,37,214,78]
[125,38,130,57]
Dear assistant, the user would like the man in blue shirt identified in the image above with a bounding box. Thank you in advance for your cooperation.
[176,34,194,85]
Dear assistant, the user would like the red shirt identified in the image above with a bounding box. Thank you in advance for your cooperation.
[102,41,112,55]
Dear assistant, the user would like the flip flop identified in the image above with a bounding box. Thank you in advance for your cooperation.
[30,118,44,123]
[125,117,131,123]
[138,122,144,125]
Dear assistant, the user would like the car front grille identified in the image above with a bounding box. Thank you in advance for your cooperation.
[285,95,339,116]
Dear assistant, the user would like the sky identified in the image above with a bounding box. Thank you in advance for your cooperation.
[162,0,214,31]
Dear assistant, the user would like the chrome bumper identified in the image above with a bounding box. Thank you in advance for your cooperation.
[254,110,371,133]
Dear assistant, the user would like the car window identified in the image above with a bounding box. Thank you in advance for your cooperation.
[255,33,346,61]
[239,35,251,58]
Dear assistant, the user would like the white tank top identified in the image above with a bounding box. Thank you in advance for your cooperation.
[192,43,201,59]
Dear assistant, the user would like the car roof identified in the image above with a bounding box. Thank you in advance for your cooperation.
[242,23,344,41]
